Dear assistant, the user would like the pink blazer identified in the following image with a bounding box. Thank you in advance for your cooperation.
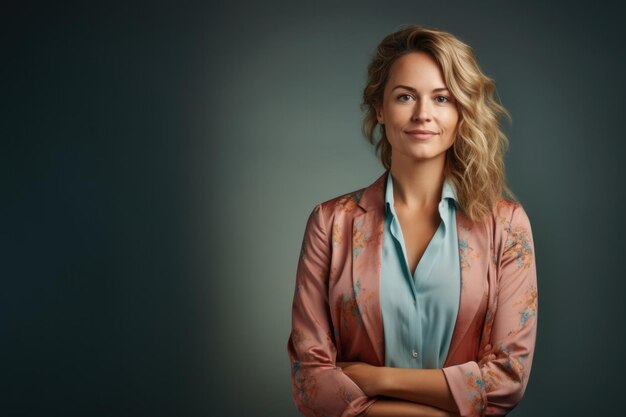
[287,170,538,417]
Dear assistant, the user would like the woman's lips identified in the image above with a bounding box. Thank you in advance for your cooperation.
[405,130,438,140]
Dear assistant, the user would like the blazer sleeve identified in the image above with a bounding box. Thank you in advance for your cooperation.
[287,204,377,417]
[442,203,538,417]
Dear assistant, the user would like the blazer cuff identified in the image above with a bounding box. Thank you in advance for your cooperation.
[442,362,485,417]
[342,396,377,417]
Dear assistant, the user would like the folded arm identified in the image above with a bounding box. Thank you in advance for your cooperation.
[366,397,460,417]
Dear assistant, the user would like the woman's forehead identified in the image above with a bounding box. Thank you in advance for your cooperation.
[386,52,447,91]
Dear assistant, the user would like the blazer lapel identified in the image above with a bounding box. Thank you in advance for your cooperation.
[350,170,387,366]
[444,209,489,366]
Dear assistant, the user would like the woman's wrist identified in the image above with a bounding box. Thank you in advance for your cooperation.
[373,366,389,396]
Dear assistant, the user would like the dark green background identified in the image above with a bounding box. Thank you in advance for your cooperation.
[3,1,625,416]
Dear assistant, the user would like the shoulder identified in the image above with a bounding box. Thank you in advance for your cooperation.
[299,190,363,247]
[319,187,366,215]
[311,171,387,222]
[305,187,366,232]
[489,198,535,265]
[460,197,534,252]
[490,198,533,231]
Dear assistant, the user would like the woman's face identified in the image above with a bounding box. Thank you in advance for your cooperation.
[375,51,459,167]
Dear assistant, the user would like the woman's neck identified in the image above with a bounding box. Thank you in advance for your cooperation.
[389,154,446,211]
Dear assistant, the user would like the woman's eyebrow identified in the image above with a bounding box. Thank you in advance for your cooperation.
[391,85,449,93]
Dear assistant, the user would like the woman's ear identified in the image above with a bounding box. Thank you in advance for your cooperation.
[374,103,384,125]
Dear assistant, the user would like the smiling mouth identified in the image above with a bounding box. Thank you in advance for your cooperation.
[405,131,438,140]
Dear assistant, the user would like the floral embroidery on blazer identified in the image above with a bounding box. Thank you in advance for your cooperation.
[287,170,538,417]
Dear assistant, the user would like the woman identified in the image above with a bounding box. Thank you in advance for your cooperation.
[287,25,538,417]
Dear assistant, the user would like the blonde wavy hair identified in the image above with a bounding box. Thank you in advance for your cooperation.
[361,24,516,221]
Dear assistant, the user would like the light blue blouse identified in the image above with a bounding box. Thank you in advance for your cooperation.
[380,171,461,369]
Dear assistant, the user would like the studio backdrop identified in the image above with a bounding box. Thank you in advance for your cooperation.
[2,1,625,416]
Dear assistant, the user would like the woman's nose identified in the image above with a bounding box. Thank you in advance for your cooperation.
[411,99,432,122]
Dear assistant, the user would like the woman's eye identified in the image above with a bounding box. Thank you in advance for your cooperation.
[397,94,413,102]
[435,95,450,103]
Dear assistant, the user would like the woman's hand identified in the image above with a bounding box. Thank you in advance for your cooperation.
[336,361,382,396]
